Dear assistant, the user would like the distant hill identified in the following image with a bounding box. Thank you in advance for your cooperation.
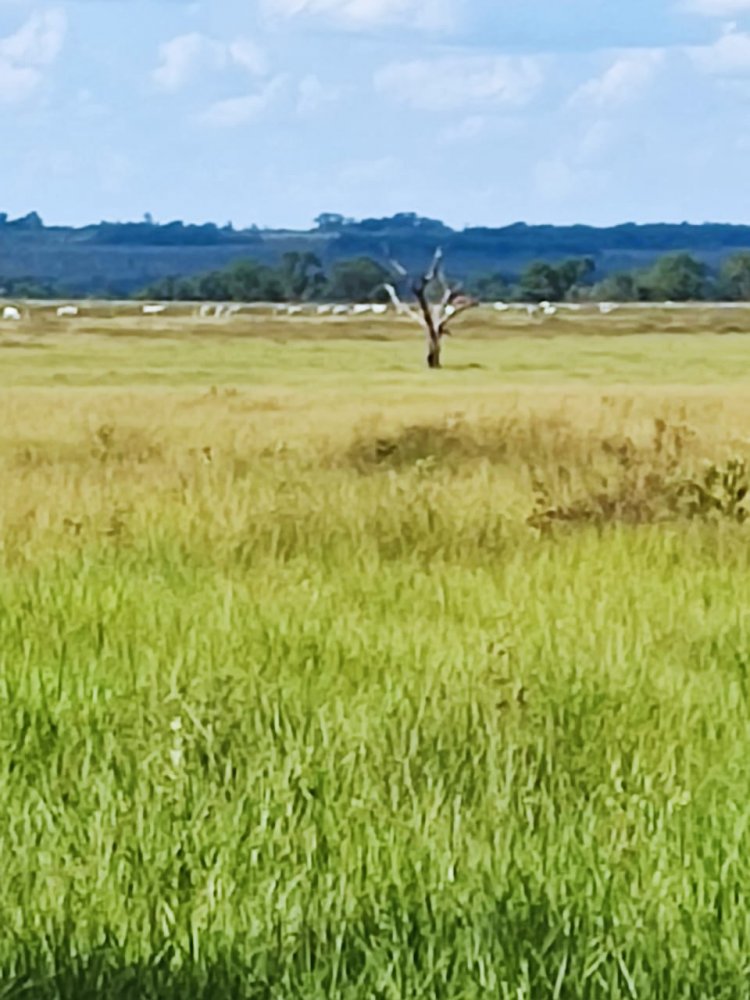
[3,210,750,296]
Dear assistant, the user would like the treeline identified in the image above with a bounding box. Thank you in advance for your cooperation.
[7,249,750,304]
[9,210,750,296]
[0,276,70,299]
[499,252,750,303]
[137,254,392,303]
[137,250,750,304]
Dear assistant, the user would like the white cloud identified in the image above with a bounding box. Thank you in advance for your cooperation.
[684,0,750,15]
[296,74,339,114]
[263,0,453,31]
[569,49,665,109]
[153,32,266,92]
[227,39,267,76]
[198,75,286,127]
[0,59,37,103]
[689,24,750,73]
[374,55,543,111]
[0,8,65,104]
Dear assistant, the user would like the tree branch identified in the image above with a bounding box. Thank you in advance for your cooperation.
[382,283,422,324]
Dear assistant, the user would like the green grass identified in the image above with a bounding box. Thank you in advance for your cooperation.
[6,330,750,388]
[3,324,750,997]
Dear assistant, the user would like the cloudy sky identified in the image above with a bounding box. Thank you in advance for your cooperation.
[1,0,749,228]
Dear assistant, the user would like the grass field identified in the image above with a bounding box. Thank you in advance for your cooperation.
[4,313,750,997]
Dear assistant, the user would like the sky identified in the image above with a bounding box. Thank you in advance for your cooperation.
[1,0,750,229]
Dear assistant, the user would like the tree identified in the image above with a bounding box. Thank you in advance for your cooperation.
[280,251,325,301]
[556,257,595,298]
[718,252,750,301]
[517,257,594,302]
[196,270,232,301]
[518,261,563,302]
[642,253,707,301]
[470,271,510,301]
[383,249,478,369]
[326,257,390,302]
[314,213,347,231]
[225,260,284,301]
[591,270,644,302]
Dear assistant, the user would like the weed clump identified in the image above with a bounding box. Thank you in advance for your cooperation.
[529,420,750,529]
[347,415,511,470]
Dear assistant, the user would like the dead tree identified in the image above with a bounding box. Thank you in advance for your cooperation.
[382,249,478,369]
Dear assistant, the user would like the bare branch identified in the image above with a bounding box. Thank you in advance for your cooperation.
[425,247,443,283]
[382,283,422,324]
[437,295,478,335]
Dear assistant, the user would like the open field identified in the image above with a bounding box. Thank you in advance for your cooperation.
[5,316,750,997]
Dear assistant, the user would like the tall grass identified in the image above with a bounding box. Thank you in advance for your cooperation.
[3,333,750,996]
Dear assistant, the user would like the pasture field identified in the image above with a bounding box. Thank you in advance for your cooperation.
[5,312,750,997]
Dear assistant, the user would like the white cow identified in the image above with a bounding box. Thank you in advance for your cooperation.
[57,305,79,318]
[198,303,212,318]
[599,302,618,315]
[540,300,557,317]
[525,304,538,317]
[493,301,510,312]
[2,306,21,321]
[371,304,388,315]
[332,305,350,316]
[286,305,303,316]
[214,304,226,319]
[352,304,372,315]
[143,304,166,315]
[316,304,333,315]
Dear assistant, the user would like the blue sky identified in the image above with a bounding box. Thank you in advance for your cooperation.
[1,0,749,228]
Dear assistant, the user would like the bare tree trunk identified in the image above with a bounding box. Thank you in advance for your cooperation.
[382,249,477,370]
[427,335,441,369]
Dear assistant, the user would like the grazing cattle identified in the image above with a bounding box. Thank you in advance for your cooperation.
[525,304,538,317]
[352,304,372,315]
[2,306,21,321]
[143,304,166,315]
[540,301,557,317]
[198,303,212,318]
[332,305,350,316]
[371,304,388,315]
[286,305,303,316]
[57,305,79,318]
[316,304,333,315]
[599,302,618,315]
[493,301,510,312]
[214,304,226,319]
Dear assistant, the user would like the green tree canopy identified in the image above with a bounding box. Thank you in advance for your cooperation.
[517,257,595,302]
[325,258,390,302]
[279,252,325,301]
[717,252,750,301]
[642,253,708,302]
[469,272,510,301]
